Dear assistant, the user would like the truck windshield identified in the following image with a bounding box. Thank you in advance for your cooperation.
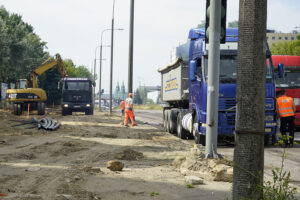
[204,55,273,83]
[276,71,300,88]
[63,81,91,91]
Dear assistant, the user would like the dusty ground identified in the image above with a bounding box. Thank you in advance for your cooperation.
[0,109,232,200]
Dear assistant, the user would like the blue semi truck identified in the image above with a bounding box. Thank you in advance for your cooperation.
[159,28,277,145]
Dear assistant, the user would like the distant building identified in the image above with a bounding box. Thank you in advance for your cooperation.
[114,81,127,101]
[267,32,300,46]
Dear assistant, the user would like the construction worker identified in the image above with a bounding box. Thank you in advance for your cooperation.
[276,89,296,146]
[124,93,135,127]
[120,100,125,116]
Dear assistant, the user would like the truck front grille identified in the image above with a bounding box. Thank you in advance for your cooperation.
[219,98,236,111]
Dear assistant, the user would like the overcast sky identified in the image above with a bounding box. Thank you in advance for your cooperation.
[0,0,299,93]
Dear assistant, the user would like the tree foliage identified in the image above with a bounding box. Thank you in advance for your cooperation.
[228,20,239,28]
[0,6,48,84]
[133,89,142,105]
[0,6,93,105]
[270,37,300,56]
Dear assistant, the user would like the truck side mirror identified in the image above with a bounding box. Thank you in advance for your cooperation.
[189,60,197,81]
[101,89,104,94]
[277,63,284,78]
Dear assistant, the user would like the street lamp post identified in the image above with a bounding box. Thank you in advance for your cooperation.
[109,0,116,114]
[99,28,123,112]
[94,46,100,108]
[128,0,135,94]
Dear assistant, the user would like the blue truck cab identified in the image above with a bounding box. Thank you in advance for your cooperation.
[159,28,277,145]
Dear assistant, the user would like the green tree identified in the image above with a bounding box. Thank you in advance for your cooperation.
[133,89,142,105]
[0,6,48,85]
[197,20,205,28]
[270,39,300,56]
[228,20,239,28]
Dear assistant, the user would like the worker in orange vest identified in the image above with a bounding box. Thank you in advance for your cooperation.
[276,89,296,146]
[120,100,125,116]
[124,93,135,127]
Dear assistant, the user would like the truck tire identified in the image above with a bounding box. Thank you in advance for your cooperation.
[15,104,22,115]
[85,108,93,115]
[264,135,276,146]
[13,103,18,115]
[177,112,187,139]
[168,109,178,134]
[62,108,68,116]
[163,109,168,131]
[193,116,200,144]
[166,110,171,133]
[37,102,45,115]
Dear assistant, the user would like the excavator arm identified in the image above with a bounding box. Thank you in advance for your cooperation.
[27,54,67,88]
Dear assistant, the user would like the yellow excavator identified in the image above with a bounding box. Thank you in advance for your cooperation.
[6,54,67,115]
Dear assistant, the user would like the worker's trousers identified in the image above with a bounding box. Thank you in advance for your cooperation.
[124,109,135,126]
[280,116,295,144]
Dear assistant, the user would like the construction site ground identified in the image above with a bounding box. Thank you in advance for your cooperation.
[0,109,299,200]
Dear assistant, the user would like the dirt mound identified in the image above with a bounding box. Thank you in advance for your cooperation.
[176,148,233,182]
[114,148,144,161]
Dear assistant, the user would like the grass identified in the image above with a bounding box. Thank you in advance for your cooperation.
[186,184,195,189]
[150,192,159,196]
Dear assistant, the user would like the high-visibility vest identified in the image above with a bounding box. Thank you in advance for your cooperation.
[277,96,294,117]
[120,101,125,110]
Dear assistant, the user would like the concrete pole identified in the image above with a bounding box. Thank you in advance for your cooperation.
[99,45,103,112]
[109,0,115,114]
[205,0,221,158]
[93,58,96,107]
[128,0,134,93]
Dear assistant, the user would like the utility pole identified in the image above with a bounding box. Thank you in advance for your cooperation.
[93,58,96,107]
[109,0,116,114]
[99,45,103,112]
[205,0,221,158]
[99,28,122,112]
[128,0,134,93]
[232,1,267,199]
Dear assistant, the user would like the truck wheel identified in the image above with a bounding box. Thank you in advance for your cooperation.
[193,117,201,144]
[37,102,45,115]
[168,109,177,134]
[13,103,18,115]
[166,110,171,133]
[85,109,93,115]
[177,112,187,139]
[199,134,206,146]
[163,109,169,131]
[16,104,22,115]
[62,108,67,116]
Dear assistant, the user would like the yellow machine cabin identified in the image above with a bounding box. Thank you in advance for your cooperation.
[6,54,66,115]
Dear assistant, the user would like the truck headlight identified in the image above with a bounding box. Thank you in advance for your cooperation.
[86,104,91,107]
[64,104,68,108]
[265,115,274,121]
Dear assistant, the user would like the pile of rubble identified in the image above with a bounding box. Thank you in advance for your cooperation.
[174,146,233,184]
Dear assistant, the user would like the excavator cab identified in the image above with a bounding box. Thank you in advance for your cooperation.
[16,79,27,89]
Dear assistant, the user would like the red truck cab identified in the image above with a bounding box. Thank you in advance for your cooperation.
[273,55,300,129]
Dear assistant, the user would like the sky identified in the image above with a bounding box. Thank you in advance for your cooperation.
[0,0,299,94]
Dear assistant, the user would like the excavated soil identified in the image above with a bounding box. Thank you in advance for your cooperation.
[0,109,233,200]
